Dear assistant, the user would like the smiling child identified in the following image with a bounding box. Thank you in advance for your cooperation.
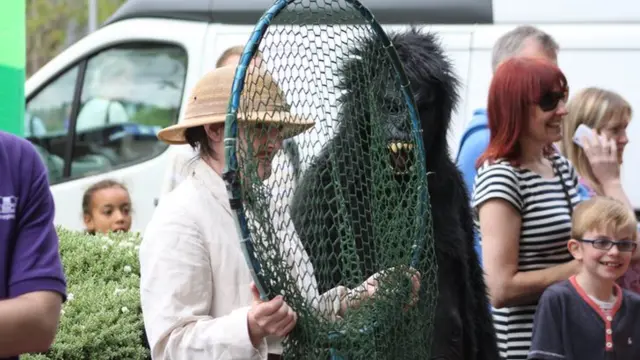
[528,196,640,360]
[82,179,132,235]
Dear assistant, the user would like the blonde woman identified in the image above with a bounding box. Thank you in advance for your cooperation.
[559,87,639,294]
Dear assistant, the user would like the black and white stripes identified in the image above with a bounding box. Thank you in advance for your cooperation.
[472,154,580,360]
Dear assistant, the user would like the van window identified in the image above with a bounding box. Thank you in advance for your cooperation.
[70,44,188,179]
[25,43,188,182]
[25,67,79,183]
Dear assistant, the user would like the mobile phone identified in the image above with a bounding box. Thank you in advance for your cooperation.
[572,124,594,148]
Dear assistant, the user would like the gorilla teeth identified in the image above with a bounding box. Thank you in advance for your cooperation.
[388,142,414,153]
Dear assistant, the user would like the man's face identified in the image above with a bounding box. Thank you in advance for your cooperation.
[238,124,285,180]
[518,37,557,65]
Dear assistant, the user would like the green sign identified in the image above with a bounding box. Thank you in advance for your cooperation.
[0,0,25,136]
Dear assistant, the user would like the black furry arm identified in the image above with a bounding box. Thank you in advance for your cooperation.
[426,164,499,360]
[458,184,499,360]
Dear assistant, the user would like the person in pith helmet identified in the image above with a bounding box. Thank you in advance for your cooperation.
[139,65,313,360]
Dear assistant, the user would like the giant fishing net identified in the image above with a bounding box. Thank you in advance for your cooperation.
[222,0,438,358]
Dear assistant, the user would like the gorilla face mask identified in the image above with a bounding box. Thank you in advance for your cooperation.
[339,65,420,179]
[379,87,416,175]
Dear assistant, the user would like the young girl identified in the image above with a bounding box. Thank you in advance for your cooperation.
[559,87,632,203]
[528,197,640,359]
[82,179,132,235]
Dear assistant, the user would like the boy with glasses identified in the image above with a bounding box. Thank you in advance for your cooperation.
[528,196,640,360]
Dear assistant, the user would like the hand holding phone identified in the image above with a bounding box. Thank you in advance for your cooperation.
[572,123,595,148]
[573,123,621,185]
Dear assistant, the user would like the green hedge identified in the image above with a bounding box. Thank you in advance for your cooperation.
[23,228,150,360]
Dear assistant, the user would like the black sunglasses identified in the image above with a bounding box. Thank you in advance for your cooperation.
[538,90,569,112]
[577,238,638,252]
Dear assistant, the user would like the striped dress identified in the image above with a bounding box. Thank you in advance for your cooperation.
[472,154,580,360]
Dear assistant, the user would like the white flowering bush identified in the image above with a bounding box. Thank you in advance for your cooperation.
[23,228,150,360]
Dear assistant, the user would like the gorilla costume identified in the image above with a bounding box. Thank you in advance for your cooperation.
[289,28,499,360]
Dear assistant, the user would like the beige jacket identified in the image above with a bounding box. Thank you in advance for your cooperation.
[159,146,197,196]
[139,159,346,360]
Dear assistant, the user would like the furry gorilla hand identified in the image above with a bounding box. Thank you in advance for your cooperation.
[289,27,498,360]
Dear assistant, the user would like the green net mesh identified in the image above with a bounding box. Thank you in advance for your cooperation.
[230,0,438,358]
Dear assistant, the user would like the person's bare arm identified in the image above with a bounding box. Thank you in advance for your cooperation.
[480,199,579,309]
[0,291,62,356]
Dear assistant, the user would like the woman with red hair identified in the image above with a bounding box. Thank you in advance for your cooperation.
[472,57,581,360]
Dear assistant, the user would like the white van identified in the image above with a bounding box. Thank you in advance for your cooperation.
[24,0,640,232]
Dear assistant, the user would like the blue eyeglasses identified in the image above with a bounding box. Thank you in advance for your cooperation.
[577,238,638,252]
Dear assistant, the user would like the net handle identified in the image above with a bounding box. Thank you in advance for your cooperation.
[222,0,430,302]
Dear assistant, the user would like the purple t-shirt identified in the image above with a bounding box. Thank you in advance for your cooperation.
[0,131,67,359]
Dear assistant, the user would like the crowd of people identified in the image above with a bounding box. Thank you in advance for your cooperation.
[1,25,639,360]
[457,26,640,359]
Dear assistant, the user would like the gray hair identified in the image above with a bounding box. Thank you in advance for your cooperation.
[491,25,560,72]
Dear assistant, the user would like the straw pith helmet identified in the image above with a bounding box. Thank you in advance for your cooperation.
[157,65,315,144]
